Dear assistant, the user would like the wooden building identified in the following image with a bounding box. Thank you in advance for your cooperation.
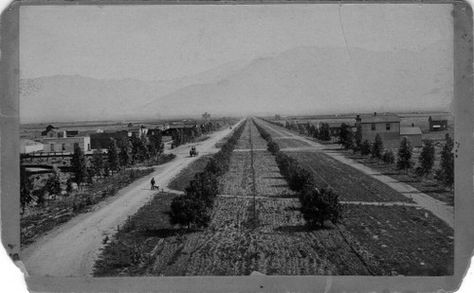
[428,115,448,131]
[400,126,423,147]
[356,113,401,148]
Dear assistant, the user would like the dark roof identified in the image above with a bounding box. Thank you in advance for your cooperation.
[41,125,59,136]
[429,115,448,121]
[357,113,400,123]
[65,130,79,137]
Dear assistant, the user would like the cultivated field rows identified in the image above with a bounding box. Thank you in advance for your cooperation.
[94,117,454,277]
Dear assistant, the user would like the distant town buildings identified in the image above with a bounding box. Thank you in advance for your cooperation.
[41,136,91,153]
[127,125,148,138]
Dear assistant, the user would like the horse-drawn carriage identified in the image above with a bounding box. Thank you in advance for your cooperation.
[189,146,199,157]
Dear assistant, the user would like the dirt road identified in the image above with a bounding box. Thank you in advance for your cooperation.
[21,121,243,277]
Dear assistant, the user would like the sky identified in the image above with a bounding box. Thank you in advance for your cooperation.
[19,4,454,122]
[20,4,453,81]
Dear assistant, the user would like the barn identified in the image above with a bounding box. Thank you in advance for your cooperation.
[355,113,401,148]
[400,126,423,148]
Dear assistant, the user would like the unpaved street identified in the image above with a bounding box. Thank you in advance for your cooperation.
[21,121,243,277]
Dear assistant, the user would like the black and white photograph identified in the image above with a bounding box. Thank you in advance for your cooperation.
[7,1,469,286]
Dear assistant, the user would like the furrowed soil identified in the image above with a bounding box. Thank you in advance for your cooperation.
[344,151,453,205]
[342,204,453,275]
[94,194,453,276]
[93,118,453,276]
[275,138,312,148]
[287,152,413,203]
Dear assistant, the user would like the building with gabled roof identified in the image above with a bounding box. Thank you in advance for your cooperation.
[356,112,401,148]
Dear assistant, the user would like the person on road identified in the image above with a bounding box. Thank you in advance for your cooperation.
[150,177,155,190]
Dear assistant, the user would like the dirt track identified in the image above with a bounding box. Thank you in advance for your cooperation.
[21,121,243,277]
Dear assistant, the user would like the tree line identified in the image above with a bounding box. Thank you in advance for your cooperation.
[169,120,247,229]
[171,121,223,148]
[254,120,342,229]
[264,118,454,188]
[283,121,331,141]
[338,123,454,188]
[20,130,167,212]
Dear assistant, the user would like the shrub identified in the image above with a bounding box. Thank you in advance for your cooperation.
[169,195,209,229]
[339,123,354,149]
[371,134,384,159]
[299,186,342,228]
[185,171,219,208]
[417,139,435,176]
[435,134,454,187]
[397,137,413,172]
[170,119,246,228]
[354,126,362,149]
[253,119,343,228]
[382,150,395,164]
[288,167,313,192]
[360,140,371,155]
[267,141,280,154]
[45,168,61,196]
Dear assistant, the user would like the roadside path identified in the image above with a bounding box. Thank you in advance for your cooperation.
[255,118,454,229]
[21,120,244,277]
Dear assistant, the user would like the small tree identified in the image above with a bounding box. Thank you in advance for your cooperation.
[289,167,313,192]
[119,145,130,168]
[45,166,61,197]
[71,144,88,186]
[319,123,331,141]
[417,139,435,176]
[107,139,119,174]
[354,125,362,150]
[91,150,105,178]
[169,196,209,229]
[397,137,412,173]
[20,166,34,213]
[185,171,219,208]
[360,140,371,155]
[299,186,342,229]
[371,134,384,159]
[436,134,454,188]
[382,150,395,164]
[339,123,354,149]
[267,141,280,154]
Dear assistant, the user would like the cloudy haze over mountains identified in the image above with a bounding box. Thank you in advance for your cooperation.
[21,43,452,123]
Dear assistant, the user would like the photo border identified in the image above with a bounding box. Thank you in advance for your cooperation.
[1,1,472,292]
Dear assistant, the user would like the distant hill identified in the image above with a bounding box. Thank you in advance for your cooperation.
[21,43,452,123]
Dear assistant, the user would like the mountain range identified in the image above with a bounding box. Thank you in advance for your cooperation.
[20,43,452,123]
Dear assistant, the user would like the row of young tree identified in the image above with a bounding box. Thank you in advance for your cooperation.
[171,121,223,148]
[343,128,454,188]
[284,121,332,141]
[168,120,246,229]
[254,120,342,228]
[20,131,166,212]
[74,131,165,186]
